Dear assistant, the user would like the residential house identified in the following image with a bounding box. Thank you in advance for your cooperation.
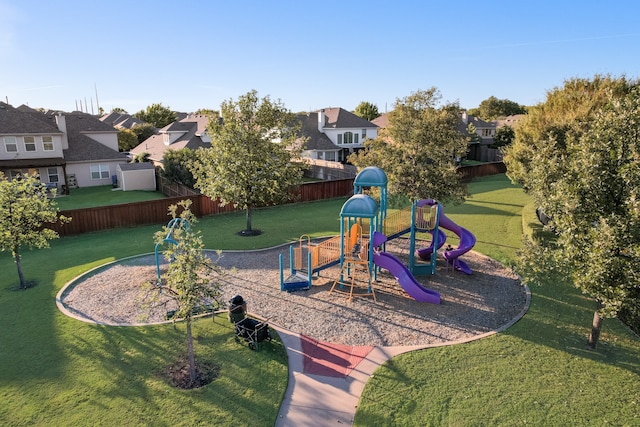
[0,102,128,192]
[457,111,497,162]
[129,114,211,167]
[99,111,148,130]
[298,108,378,163]
[372,111,498,162]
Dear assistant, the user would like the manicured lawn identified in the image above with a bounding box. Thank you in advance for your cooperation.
[354,175,640,426]
[54,185,167,210]
[1,174,637,426]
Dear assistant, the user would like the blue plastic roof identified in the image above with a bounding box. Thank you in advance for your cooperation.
[340,194,378,217]
[354,166,388,187]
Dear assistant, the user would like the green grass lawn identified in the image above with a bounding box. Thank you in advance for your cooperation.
[1,174,638,426]
[54,185,167,210]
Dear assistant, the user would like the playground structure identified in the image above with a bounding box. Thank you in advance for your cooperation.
[279,167,476,303]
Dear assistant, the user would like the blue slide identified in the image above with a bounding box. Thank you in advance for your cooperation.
[371,232,440,304]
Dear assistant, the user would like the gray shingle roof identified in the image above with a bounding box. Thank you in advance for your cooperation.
[322,107,378,129]
[297,112,340,151]
[62,113,127,162]
[0,102,63,135]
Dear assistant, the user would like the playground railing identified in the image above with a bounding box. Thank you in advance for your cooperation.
[382,207,413,238]
[313,235,341,269]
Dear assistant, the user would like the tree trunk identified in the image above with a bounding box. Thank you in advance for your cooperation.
[587,301,603,349]
[14,249,25,289]
[245,207,252,232]
[186,320,197,385]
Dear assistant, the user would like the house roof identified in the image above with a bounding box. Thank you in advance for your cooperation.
[297,112,341,151]
[0,102,63,135]
[371,113,389,128]
[130,114,212,161]
[321,107,378,129]
[62,113,127,162]
[100,112,148,129]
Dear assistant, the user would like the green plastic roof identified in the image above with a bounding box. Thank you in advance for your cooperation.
[354,166,388,187]
[340,194,378,217]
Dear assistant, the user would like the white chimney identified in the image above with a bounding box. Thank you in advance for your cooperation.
[317,109,325,132]
[461,111,468,125]
[55,113,69,150]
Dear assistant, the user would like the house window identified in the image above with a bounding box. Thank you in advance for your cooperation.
[90,164,110,180]
[354,134,359,144]
[4,136,17,152]
[362,129,367,138]
[482,129,493,137]
[343,132,353,144]
[320,151,336,161]
[337,134,343,145]
[42,136,54,151]
[47,167,59,183]
[24,136,36,152]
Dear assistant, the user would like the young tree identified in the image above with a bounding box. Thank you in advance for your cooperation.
[154,200,223,387]
[117,128,139,152]
[191,90,306,235]
[162,148,198,187]
[134,103,177,128]
[0,172,70,289]
[491,125,515,149]
[354,101,381,121]
[504,76,640,349]
[349,88,468,204]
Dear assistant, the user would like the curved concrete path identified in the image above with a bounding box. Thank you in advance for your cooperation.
[273,284,530,427]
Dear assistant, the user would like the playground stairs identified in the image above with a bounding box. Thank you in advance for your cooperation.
[329,258,376,302]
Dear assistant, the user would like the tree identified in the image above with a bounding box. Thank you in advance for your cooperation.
[134,103,177,128]
[131,122,157,144]
[490,125,515,149]
[117,128,139,152]
[354,101,381,121]
[0,172,70,289]
[468,96,526,120]
[191,90,306,235]
[154,200,223,387]
[111,107,128,114]
[195,108,219,118]
[503,75,640,349]
[162,148,198,187]
[348,88,468,204]
[131,152,151,163]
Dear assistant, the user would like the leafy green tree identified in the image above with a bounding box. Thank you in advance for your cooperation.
[131,152,151,163]
[504,75,640,349]
[195,108,219,118]
[111,107,128,114]
[354,101,380,121]
[466,123,481,144]
[117,128,139,152]
[468,96,526,120]
[191,90,306,235]
[162,149,198,187]
[134,103,177,128]
[0,172,70,289]
[131,122,157,144]
[349,88,468,204]
[490,125,515,149]
[154,200,223,387]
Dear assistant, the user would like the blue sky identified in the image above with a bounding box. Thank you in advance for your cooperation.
[1,0,639,115]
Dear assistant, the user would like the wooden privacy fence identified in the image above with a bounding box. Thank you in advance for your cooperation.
[49,164,504,237]
[50,178,355,237]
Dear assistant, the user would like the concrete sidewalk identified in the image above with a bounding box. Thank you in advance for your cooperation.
[272,284,530,426]
[273,325,425,427]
